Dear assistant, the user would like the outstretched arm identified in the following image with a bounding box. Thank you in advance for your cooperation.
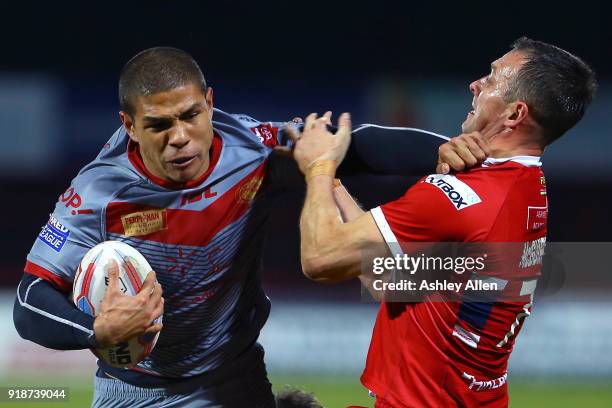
[287,113,386,282]
[278,121,491,178]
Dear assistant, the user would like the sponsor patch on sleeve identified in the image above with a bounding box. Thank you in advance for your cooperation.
[249,123,278,147]
[423,174,481,210]
[38,215,70,252]
[527,206,547,231]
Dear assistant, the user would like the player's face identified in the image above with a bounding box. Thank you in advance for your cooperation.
[121,84,215,184]
[462,50,526,134]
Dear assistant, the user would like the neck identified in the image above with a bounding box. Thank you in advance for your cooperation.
[487,129,544,158]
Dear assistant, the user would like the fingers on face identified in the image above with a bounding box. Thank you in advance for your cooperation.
[471,133,491,156]
[457,145,479,167]
[439,146,466,172]
[465,136,487,162]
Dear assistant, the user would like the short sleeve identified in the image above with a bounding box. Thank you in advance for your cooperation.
[370,174,484,254]
[25,174,106,292]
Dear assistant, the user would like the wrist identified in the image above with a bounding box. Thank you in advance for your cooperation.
[305,160,336,183]
[93,315,111,348]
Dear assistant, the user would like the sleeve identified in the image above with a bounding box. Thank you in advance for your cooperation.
[339,125,449,177]
[231,113,296,148]
[234,114,450,182]
[25,172,105,292]
[13,272,99,350]
[370,174,483,254]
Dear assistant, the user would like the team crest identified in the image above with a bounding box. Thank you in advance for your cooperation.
[237,177,263,202]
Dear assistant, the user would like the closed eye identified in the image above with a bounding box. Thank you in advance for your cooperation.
[180,110,201,121]
[144,119,172,132]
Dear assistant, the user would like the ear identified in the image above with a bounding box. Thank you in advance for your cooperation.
[205,87,214,119]
[504,101,529,129]
[119,111,138,142]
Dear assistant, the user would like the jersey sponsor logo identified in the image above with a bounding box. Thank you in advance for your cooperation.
[120,209,167,237]
[107,341,132,365]
[250,124,278,147]
[38,215,70,252]
[59,186,92,215]
[424,174,481,210]
[237,177,263,202]
[180,188,217,207]
[452,324,481,348]
[519,237,546,268]
[527,206,547,231]
[462,371,507,391]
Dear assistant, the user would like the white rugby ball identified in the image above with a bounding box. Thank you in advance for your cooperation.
[72,240,162,368]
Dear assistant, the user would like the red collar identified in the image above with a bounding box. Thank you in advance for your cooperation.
[127,133,223,190]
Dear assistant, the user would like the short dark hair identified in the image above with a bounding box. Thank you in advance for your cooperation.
[118,47,207,116]
[275,386,323,408]
[505,37,597,143]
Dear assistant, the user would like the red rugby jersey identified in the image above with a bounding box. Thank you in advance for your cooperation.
[364,156,547,407]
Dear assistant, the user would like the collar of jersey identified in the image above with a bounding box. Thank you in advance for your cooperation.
[482,155,542,168]
[127,132,223,190]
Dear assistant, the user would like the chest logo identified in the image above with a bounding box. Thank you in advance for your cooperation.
[121,209,167,237]
[237,177,263,202]
[424,174,481,210]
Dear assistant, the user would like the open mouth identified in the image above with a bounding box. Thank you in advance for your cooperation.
[168,155,196,168]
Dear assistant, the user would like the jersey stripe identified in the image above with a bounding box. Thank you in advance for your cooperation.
[105,163,267,247]
[17,278,94,336]
[24,261,72,292]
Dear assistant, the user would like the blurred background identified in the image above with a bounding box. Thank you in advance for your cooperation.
[0,1,610,407]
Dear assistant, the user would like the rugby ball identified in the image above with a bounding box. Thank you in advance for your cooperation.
[72,240,162,368]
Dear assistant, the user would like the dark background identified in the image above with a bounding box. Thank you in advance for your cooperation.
[1,1,610,292]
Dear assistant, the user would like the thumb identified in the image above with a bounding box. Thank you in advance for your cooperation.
[337,112,352,137]
[436,162,450,174]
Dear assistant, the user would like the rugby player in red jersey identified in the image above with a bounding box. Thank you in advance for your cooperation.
[290,38,596,407]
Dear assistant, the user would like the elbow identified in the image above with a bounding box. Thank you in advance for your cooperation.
[301,256,346,283]
[13,296,31,341]
[301,257,327,282]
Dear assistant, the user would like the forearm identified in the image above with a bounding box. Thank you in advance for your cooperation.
[13,273,99,350]
[300,175,363,282]
[339,125,448,176]
[333,182,365,222]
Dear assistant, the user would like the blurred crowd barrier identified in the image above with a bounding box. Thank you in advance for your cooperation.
[2,294,611,381]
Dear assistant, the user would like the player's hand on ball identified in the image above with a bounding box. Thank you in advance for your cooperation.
[93,260,164,348]
[285,111,352,174]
